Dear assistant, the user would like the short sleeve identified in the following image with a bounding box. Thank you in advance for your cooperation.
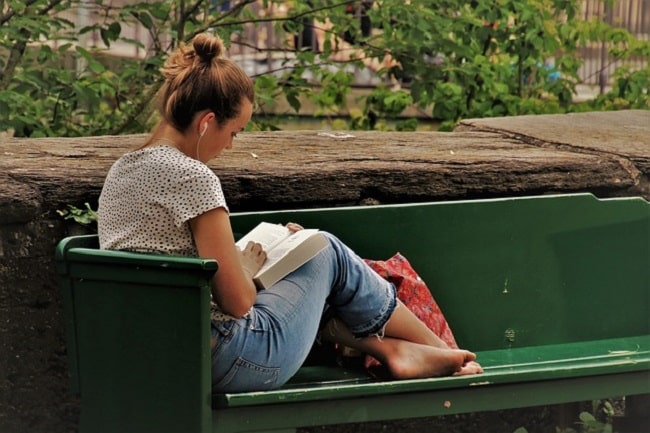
[98,145,229,256]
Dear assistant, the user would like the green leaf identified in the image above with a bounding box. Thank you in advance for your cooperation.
[87,59,106,74]
[137,12,154,30]
[285,91,301,112]
[75,46,93,61]
[579,411,596,422]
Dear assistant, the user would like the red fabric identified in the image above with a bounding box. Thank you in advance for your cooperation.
[363,253,458,369]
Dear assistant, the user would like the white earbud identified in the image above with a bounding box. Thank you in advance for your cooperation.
[200,123,208,137]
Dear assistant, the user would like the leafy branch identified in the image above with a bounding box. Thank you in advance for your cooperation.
[1,0,647,137]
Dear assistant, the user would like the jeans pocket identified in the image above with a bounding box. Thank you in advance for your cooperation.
[213,357,280,393]
[211,319,238,358]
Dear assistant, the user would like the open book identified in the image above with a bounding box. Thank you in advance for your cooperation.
[235,222,328,289]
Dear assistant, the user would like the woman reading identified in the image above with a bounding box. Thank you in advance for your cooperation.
[98,32,482,393]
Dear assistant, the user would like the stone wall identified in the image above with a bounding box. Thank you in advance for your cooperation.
[0,110,648,433]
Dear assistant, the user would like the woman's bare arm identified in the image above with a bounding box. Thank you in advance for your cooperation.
[190,207,264,317]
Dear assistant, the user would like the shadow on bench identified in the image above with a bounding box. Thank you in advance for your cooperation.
[56,193,649,433]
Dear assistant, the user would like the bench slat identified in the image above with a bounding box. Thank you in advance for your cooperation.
[214,335,649,408]
[212,371,649,433]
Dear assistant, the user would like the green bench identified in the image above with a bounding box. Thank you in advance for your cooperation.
[56,193,649,433]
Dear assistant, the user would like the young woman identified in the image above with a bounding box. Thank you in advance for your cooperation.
[98,32,482,393]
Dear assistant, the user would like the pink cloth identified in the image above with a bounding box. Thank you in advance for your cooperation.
[363,253,458,369]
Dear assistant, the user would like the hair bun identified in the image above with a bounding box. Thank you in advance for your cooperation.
[193,33,225,62]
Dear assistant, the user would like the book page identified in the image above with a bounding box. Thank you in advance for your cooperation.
[236,223,325,284]
[262,229,320,265]
[235,222,290,251]
[253,229,327,288]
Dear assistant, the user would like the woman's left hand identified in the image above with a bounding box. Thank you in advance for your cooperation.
[286,222,303,233]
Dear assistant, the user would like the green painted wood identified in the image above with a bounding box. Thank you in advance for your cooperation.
[56,193,650,433]
[212,372,649,433]
[229,193,649,350]
[56,236,217,433]
[214,335,650,408]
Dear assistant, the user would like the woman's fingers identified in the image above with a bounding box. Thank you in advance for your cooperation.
[286,222,303,232]
[241,242,267,277]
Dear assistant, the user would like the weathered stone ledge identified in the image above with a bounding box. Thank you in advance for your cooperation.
[1,111,648,224]
[0,110,648,433]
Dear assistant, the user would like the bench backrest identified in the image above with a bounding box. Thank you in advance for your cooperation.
[229,193,649,351]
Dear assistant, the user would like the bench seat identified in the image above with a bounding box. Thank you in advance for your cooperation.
[210,336,649,432]
[219,335,650,408]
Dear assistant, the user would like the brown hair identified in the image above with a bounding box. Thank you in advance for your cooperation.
[157,33,254,131]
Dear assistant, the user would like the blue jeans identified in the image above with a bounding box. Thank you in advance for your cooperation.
[210,232,396,393]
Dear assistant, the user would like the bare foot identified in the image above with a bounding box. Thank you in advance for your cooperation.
[384,340,481,379]
[454,360,484,376]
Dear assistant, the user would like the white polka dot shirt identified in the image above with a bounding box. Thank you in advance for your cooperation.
[98,145,228,256]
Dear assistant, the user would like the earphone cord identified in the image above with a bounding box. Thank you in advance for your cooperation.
[196,123,208,160]
[196,135,202,160]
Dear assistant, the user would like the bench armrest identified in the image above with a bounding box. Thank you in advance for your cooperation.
[56,235,217,433]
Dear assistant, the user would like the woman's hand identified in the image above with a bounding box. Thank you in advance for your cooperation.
[286,222,303,233]
[239,241,267,279]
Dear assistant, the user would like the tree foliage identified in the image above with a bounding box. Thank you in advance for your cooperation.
[0,0,647,137]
